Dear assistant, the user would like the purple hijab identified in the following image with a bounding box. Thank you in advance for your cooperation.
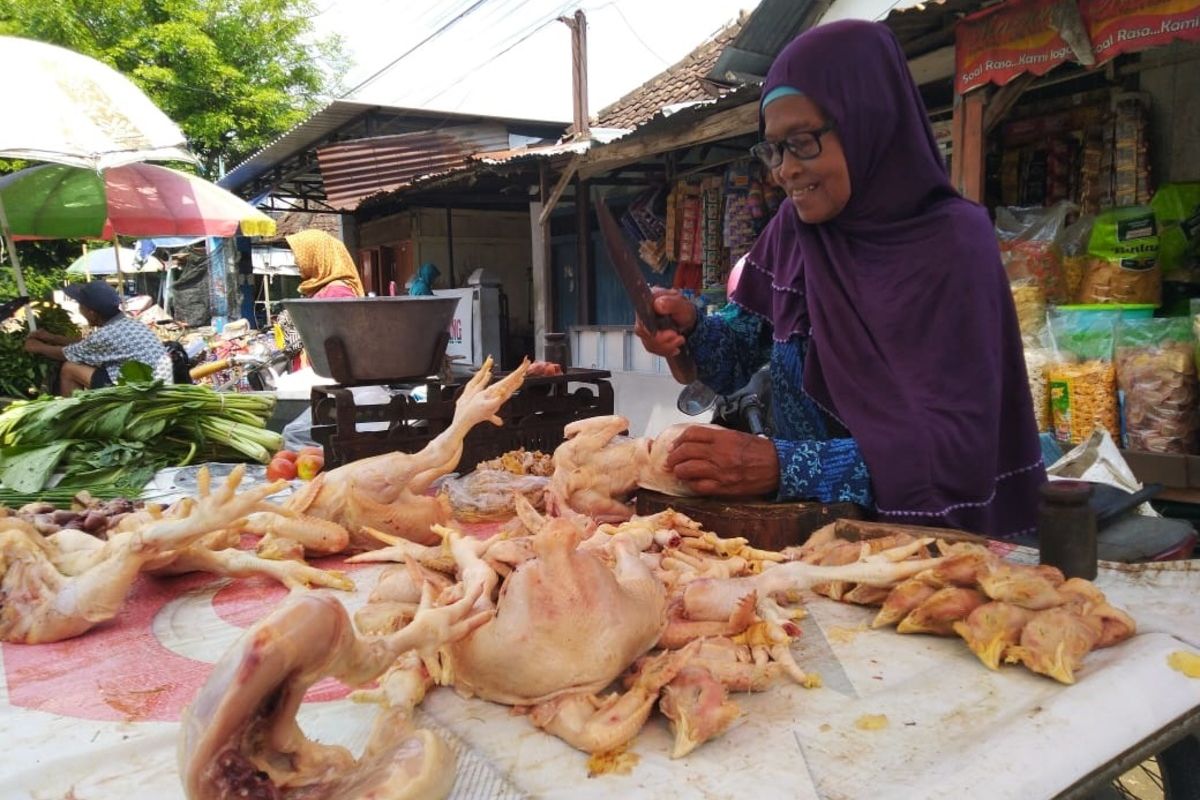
[732,20,1044,538]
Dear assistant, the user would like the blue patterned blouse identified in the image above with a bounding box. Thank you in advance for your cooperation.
[687,303,873,506]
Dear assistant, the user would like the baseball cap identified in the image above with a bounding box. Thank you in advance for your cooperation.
[64,280,121,318]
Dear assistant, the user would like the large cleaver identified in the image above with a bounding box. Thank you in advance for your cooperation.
[595,197,697,384]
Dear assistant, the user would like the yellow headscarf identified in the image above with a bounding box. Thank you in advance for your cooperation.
[287,229,365,297]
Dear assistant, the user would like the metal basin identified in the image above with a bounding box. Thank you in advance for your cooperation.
[283,296,459,382]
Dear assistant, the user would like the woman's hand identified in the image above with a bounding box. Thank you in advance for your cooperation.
[634,288,697,358]
[666,425,779,497]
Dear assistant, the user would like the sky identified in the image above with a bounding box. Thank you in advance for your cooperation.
[312,0,761,123]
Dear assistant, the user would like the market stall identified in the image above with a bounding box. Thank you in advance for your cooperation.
[1,465,1198,799]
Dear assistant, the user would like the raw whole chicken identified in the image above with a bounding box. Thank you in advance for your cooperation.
[546,416,717,522]
[442,515,668,704]
[180,588,490,800]
[247,357,529,551]
[0,467,287,644]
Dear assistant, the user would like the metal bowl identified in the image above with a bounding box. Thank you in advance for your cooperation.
[283,296,459,382]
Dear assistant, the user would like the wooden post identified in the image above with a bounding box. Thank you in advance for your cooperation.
[950,88,987,202]
[559,11,590,139]
[575,177,592,326]
[531,164,553,361]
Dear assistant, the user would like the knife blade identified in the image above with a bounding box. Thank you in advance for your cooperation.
[595,196,697,383]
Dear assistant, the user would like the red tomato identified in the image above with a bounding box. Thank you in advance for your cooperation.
[296,453,325,481]
[274,449,299,463]
[266,457,297,481]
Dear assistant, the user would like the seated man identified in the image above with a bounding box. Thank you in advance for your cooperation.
[24,281,172,395]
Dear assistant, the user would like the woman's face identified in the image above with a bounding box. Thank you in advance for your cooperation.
[762,94,851,224]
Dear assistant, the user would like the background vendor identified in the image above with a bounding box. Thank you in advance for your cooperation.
[286,229,366,299]
[24,280,171,395]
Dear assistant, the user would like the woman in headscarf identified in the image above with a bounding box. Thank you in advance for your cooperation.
[408,262,440,296]
[637,20,1044,539]
[286,229,365,299]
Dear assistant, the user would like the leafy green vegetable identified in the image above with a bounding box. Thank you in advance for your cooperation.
[0,381,280,501]
[0,441,71,493]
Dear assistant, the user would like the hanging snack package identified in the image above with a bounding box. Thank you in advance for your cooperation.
[996,201,1075,304]
[1150,183,1200,279]
[1060,214,1094,302]
[1078,206,1161,305]
[1116,317,1198,455]
[1048,309,1121,446]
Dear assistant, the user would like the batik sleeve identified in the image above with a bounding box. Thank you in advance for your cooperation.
[773,437,873,506]
[686,304,774,395]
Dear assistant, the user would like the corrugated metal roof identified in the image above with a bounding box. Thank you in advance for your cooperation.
[218,99,566,207]
[316,125,511,210]
[707,0,817,82]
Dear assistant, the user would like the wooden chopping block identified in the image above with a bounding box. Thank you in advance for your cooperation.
[634,490,864,551]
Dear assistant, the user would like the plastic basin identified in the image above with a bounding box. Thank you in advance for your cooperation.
[283,296,458,382]
[1057,303,1157,319]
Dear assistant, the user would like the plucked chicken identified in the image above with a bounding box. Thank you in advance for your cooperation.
[0,467,286,644]
[180,587,491,800]
[246,357,529,552]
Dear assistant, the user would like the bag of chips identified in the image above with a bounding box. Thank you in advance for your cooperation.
[996,201,1075,304]
[1116,317,1198,454]
[1060,214,1094,302]
[1078,206,1161,305]
[1048,309,1121,445]
[1150,183,1200,278]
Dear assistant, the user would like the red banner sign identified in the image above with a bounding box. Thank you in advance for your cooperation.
[1081,0,1200,64]
[955,0,1087,94]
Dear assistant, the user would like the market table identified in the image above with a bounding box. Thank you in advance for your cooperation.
[3,473,1199,799]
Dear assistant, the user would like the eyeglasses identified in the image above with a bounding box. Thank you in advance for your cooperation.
[750,121,837,169]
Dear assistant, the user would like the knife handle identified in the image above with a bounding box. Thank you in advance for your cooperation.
[666,345,698,384]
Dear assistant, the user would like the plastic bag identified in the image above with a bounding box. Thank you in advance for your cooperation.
[1115,317,1198,454]
[996,201,1075,303]
[1011,281,1046,343]
[1048,309,1120,445]
[1060,215,1094,302]
[439,470,550,521]
[1150,183,1200,277]
[1025,344,1052,433]
[1078,206,1161,305]
[1192,299,1200,382]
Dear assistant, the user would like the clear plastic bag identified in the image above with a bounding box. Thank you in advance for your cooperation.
[1060,214,1094,302]
[439,470,550,521]
[1048,310,1120,445]
[996,201,1076,304]
[1116,317,1199,454]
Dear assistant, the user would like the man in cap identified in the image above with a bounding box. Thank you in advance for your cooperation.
[24,280,171,395]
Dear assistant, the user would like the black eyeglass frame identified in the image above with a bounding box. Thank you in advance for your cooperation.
[750,120,837,169]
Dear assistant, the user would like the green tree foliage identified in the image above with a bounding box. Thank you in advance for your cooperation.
[0,0,348,174]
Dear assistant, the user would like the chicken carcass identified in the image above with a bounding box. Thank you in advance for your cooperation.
[442,515,667,705]
[547,415,649,522]
[248,357,529,552]
[0,467,285,644]
[180,588,491,800]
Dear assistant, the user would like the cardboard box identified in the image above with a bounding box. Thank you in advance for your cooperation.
[1119,450,1200,489]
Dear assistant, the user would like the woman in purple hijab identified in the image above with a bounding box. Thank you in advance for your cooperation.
[637,20,1045,538]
